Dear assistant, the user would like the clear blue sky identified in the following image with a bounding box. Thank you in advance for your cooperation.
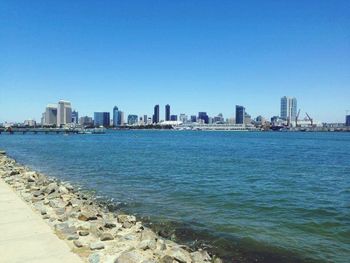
[1,0,349,123]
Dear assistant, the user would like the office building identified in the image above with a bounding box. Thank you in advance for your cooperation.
[165,104,170,121]
[94,112,110,127]
[235,105,245,124]
[79,116,93,126]
[346,115,350,126]
[170,115,178,121]
[198,112,209,124]
[179,114,187,123]
[71,110,79,124]
[144,115,148,124]
[118,111,124,126]
[280,96,297,123]
[153,105,159,124]
[57,100,72,127]
[113,106,119,126]
[44,104,57,126]
[190,115,197,123]
[127,115,138,125]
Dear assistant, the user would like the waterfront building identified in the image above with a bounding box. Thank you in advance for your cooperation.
[170,115,178,121]
[198,112,209,124]
[144,115,148,124]
[57,100,72,127]
[190,115,197,123]
[94,112,110,127]
[179,114,187,123]
[213,113,224,123]
[165,104,170,121]
[235,105,245,124]
[119,111,125,126]
[255,115,267,125]
[127,115,138,125]
[71,110,79,124]
[280,96,297,124]
[24,119,36,127]
[153,105,159,124]
[346,115,350,126]
[79,116,93,126]
[244,112,252,125]
[44,104,57,126]
[113,106,119,126]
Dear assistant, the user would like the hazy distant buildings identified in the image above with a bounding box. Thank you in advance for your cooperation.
[44,104,57,126]
[190,115,197,123]
[198,112,209,124]
[127,115,138,125]
[153,105,159,124]
[179,114,187,123]
[79,116,93,126]
[165,104,170,121]
[94,112,110,127]
[280,96,297,123]
[71,110,79,124]
[235,105,245,124]
[143,115,148,124]
[57,100,72,127]
[346,115,350,126]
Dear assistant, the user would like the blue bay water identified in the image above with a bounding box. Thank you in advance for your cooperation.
[0,131,349,262]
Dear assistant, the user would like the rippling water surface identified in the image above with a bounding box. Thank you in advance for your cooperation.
[0,131,349,262]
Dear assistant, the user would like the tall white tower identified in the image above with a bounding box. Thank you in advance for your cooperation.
[57,100,72,127]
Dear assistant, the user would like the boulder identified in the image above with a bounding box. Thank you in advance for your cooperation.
[78,210,97,221]
[191,250,211,262]
[138,239,156,250]
[115,250,146,263]
[79,230,90,236]
[90,242,105,250]
[166,247,192,263]
[100,232,114,241]
[73,240,83,248]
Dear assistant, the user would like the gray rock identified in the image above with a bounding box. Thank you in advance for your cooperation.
[138,239,156,250]
[115,250,145,263]
[78,211,97,221]
[45,182,58,194]
[89,253,100,263]
[67,234,79,240]
[90,242,105,250]
[191,250,211,262]
[55,223,77,236]
[140,229,157,241]
[104,221,116,229]
[100,232,114,241]
[159,256,173,263]
[73,240,83,248]
[166,247,192,263]
[58,185,69,194]
[79,230,90,236]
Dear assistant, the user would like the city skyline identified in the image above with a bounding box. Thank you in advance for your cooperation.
[1,1,349,123]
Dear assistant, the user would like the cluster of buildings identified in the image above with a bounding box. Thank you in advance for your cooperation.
[2,97,349,130]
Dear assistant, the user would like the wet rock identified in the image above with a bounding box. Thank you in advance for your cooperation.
[100,232,114,241]
[191,250,211,262]
[73,240,83,248]
[90,241,105,250]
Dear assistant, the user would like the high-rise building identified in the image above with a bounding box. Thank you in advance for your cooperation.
[165,104,170,121]
[280,96,297,123]
[113,106,119,126]
[143,115,148,124]
[153,105,159,123]
[94,112,110,127]
[346,115,350,126]
[235,105,245,124]
[127,115,138,125]
[170,115,178,121]
[179,114,187,123]
[190,115,197,123]
[44,104,57,126]
[79,116,93,126]
[71,110,79,124]
[57,100,72,127]
[198,112,209,124]
[118,111,124,126]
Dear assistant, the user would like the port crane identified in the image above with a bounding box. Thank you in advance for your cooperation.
[305,112,314,127]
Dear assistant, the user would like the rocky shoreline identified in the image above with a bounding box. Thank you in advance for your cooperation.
[0,152,222,263]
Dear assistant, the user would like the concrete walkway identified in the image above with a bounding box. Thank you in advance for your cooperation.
[0,179,83,263]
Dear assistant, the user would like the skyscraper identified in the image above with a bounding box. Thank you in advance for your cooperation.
[113,106,119,127]
[153,105,159,123]
[71,110,79,124]
[165,104,170,121]
[44,104,57,126]
[346,115,350,126]
[127,115,138,125]
[235,105,245,124]
[94,112,110,127]
[198,112,209,124]
[280,96,297,123]
[57,100,72,127]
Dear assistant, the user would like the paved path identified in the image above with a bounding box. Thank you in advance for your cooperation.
[0,179,83,263]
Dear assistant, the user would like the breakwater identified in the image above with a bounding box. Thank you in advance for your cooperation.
[0,153,220,263]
